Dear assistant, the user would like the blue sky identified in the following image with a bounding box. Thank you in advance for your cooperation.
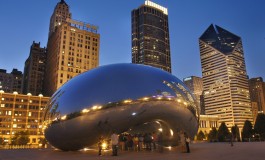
[0,0,264,80]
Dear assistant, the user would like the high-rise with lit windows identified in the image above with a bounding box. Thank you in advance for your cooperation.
[132,0,171,73]
[199,24,253,129]
[44,0,100,96]
[249,77,265,114]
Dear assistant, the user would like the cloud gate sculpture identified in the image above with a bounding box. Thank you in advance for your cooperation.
[44,63,199,151]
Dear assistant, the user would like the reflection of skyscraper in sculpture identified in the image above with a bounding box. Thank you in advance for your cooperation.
[131,0,171,73]
[44,0,100,96]
[183,76,203,111]
[199,24,253,129]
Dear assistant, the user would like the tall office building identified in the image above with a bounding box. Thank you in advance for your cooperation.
[132,0,171,73]
[183,76,203,110]
[0,69,23,94]
[199,24,253,129]
[23,41,46,96]
[44,0,100,96]
[48,0,71,37]
[249,77,265,114]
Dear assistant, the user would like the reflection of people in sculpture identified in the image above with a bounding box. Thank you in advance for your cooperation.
[157,132,163,153]
[111,132,119,156]
[180,131,186,152]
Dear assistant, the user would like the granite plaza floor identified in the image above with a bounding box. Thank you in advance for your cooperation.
[0,142,265,160]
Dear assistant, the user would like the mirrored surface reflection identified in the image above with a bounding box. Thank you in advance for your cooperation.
[44,63,199,151]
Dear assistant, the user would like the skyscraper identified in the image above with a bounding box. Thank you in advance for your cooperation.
[44,0,100,96]
[131,0,171,73]
[48,0,71,37]
[22,41,46,96]
[249,77,265,114]
[199,24,253,129]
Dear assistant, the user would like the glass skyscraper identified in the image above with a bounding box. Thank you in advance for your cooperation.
[131,0,171,73]
[199,24,253,129]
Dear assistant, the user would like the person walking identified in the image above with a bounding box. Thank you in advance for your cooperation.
[111,132,119,156]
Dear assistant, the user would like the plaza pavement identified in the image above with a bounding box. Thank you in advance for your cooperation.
[0,142,265,160]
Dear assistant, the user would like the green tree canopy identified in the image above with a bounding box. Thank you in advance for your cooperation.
[254,113,265,140]
[11,131,30,145]
[217,122,230,142]
[196,130,205,141]
[242,120,253,141]
[208,127,218,142]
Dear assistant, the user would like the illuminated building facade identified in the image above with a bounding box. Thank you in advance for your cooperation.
[22,41,46,96]
[0,69,23,94]
[131,0,171,73]
[48,0,71,37]
[44,0,100,96]
[249,77,265,114]
[198,115,219,136]
[0,91,49,145]
[183,76,203,112]
[199,24,253,129]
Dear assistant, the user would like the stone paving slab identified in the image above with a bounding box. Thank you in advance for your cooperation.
[0,142,265,160]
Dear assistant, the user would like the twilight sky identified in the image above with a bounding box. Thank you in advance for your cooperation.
[0,0,264,80]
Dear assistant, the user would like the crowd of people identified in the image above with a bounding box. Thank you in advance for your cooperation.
[98,131,191,156]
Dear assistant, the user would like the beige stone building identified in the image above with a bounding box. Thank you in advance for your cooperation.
[199,24,253,130]
[198,115,219,135]
[44,0,100,96]
[0,91,49,145]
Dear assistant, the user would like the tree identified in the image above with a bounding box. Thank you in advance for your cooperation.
[196,130,205,140]
[11,131,30,145]
[208,127,218,142]
[254,113,265,140]
[231,125,240,141]
[242,120,253,142]
[217,122,230,142]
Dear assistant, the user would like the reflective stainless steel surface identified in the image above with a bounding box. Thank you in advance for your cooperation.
[44,63,199,151]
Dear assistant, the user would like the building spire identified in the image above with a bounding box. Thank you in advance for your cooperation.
[59,0,68,6]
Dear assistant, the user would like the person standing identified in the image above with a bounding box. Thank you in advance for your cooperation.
[184,132,190,153]
[111,132,119,156]
[98,136,103,156]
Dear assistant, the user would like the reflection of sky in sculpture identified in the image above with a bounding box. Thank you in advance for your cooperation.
[44,63,199,151]
[48,63,196,116]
